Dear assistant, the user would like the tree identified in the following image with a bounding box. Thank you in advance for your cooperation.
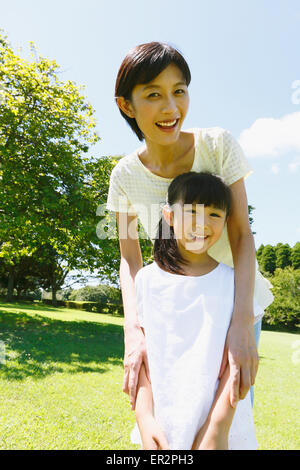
[256,244,264,267]
[260,245,276,275]
[0,31,102,303]
[275,243,292,269]
[87,156,153,287]
[263,267,300,329]
[248,205,256,235]
[291,242,300,270]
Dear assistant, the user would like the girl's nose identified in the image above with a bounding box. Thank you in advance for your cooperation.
[192,215,209,232]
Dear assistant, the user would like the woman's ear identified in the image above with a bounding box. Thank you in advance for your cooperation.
[116,96,135,119]
[162,204,174,227]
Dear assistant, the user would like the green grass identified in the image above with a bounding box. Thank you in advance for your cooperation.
[0,301,299,450]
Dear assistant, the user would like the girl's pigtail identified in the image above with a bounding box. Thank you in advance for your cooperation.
[153,216,187,275]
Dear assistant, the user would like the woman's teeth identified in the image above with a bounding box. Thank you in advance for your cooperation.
[156,119,178,127]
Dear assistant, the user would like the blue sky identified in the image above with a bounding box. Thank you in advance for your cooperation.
[1,0,300,257]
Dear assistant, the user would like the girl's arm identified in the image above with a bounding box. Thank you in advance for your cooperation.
[116,212,151,410]
[192,364,235,450]
[219,178,258,407]
[135,361,170,450]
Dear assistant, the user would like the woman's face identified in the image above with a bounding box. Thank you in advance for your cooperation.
[123,63,190,145]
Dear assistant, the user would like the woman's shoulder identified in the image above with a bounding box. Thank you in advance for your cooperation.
[109,146,144,176]
[185,126,227,137]
[185,126,231,153]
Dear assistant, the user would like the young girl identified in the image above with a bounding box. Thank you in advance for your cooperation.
[106,41,274,412]
[130,171,263,450]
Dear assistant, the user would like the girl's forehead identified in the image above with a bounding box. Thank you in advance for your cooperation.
[173,201,224,212]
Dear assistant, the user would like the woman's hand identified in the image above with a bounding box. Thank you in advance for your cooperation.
[123,323,151,410]
[218,317,258,408]
[138,414,170,450]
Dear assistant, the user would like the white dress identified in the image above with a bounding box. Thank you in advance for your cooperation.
[130,261,263,450]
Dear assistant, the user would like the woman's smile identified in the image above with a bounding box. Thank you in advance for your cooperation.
[155,118,180,132]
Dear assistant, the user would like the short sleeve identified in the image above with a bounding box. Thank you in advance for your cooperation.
[134,270,144,328]
[106,166,138,215]
[222,130,253,186]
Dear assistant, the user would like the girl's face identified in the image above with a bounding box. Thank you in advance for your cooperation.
[164,201,227,254]
[119,63,190,145]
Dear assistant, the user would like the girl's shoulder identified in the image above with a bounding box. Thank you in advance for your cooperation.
[135,262,157,282]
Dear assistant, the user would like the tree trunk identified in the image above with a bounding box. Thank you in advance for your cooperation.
[6,267,14,302]
[51,285,57,306]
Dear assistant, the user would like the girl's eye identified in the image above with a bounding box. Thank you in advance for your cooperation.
[175,89,185,95]
[210,213,221,217]
[148,92,160,98]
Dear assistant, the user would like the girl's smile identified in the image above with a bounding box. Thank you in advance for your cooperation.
[164,202,227,264]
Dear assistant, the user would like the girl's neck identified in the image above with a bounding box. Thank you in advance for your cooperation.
[178,252,219,277]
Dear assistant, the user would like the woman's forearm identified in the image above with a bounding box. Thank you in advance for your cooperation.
[119,256,143,332]
[230,232,256,324]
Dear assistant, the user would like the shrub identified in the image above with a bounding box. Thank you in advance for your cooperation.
[68,284,122,305]
[263,267,300,329]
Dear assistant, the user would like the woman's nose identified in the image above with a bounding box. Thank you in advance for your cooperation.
[161,94,177,113]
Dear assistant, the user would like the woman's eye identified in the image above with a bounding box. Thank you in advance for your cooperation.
[210,213,221,217]
[148,92,160,98]
[175,89,185,95]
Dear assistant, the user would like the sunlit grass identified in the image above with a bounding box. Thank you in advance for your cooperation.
[0,301,299,449]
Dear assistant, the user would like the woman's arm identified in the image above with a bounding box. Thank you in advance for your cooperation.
[116,212,150,410]
[219,178,258,407]
[192,364,235,450]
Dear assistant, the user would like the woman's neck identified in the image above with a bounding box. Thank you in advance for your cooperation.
[140,131,194,174]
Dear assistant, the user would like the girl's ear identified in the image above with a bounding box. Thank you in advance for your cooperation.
[116,96,135,119]
[162,204,174,227]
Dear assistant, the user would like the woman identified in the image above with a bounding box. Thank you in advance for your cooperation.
[106,41,273,413]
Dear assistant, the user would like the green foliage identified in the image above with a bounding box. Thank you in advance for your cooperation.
[291,242,300,269]
[275,243,291,269]
[0,31,110,301]
[248,204,256,234]
[263,267,300,329]
[260,245,276,275]
[256,242,299,274]
[69,284,121,304]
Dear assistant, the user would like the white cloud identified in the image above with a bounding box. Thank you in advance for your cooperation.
[288,155,300,173]
[238,112,300,158]
[271,164,280,174]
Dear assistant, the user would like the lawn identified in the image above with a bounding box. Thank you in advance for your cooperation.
[0,301,299,450]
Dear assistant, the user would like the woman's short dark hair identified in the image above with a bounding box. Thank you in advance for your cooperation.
[115,42,191,141]
[153,172,231,275]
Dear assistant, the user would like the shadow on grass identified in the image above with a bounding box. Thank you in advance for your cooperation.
[0,307,124,381]
[262,323,300,334]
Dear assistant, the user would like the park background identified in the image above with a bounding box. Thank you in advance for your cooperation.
[0,0,299,450]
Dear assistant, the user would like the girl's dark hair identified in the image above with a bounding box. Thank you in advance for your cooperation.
[115,42,191,141]
[153,172,231,275]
